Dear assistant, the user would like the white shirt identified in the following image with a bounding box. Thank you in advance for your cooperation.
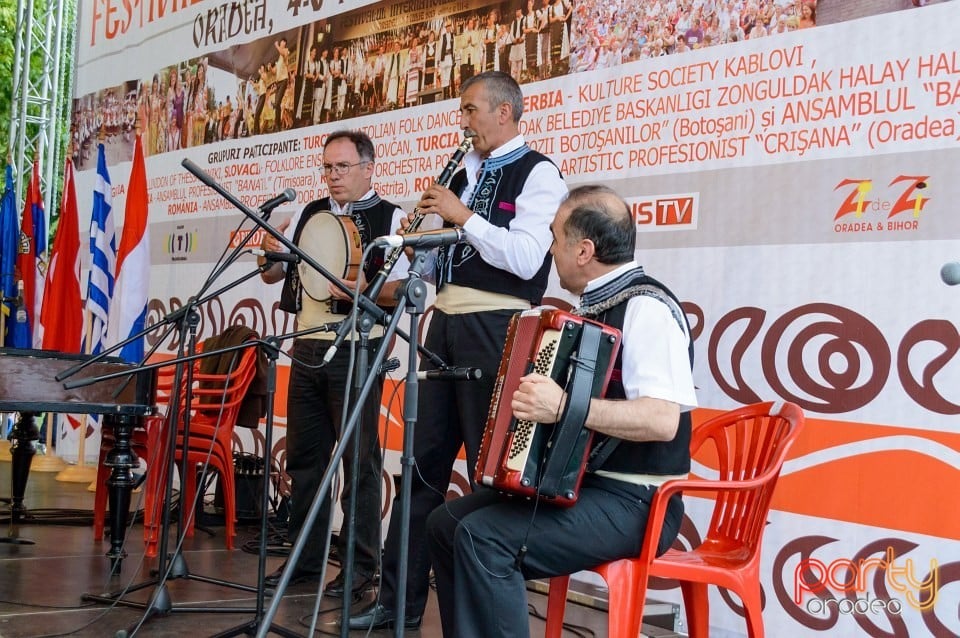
[421,134,566,283]
[582,261,697,411]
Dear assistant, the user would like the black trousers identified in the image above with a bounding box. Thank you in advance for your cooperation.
[273,78,288,130]
[284,337,383,577]
[252,94,265,134]
[426,476,685,638]
[377,308,516,616]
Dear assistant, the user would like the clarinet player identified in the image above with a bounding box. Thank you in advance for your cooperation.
[348,70,567,630]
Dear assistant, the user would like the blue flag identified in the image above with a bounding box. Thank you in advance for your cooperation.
[83,144,115,356]
[0,164,18,346]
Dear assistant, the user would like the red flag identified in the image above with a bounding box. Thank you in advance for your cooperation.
[40,159,83,353]
[106,134,150,362]
[15,159,47,347]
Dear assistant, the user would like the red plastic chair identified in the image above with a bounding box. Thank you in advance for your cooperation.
[94,342,258,555]
[544,401,804,638]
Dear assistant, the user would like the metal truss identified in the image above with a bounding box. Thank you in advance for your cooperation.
[7,0,74,215]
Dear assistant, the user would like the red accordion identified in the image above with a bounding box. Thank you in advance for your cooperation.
[475,308,622,506]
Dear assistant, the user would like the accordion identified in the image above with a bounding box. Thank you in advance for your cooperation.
[475,308,621,506]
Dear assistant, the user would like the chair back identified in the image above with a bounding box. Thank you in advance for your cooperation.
[544,401,804,638]
[188,341,258,424]
[691,400,804,556]
[155,342,256,415]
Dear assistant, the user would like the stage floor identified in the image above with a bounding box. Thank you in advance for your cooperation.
[0,463,681,637]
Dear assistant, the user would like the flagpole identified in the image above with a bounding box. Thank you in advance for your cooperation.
[0,157,12,462]
[57,139,108,484]
[56,309,97,482]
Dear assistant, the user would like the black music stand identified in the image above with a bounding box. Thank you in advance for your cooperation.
[70,191,296,632]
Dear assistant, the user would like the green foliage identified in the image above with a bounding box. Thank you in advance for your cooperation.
[0,2,17,146]
[0,0,76,160]
[0,0,76,220]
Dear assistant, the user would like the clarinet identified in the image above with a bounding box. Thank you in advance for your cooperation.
[362,134,474,299]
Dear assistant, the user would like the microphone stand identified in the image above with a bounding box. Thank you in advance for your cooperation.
[68,263,271,568]
[389,248,431,638]
[256,286,405,638]
[210,336,301,638]
[177,159,452,637]
[335,295,374,638]
[79,287,263,634]
[255,247,435,638]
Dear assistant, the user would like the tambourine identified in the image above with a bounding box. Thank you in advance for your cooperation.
[296,210,362,302]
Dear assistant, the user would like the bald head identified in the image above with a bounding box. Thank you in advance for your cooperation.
[561,185,635,265]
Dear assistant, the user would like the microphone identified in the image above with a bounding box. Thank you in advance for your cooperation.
[373,228,464,249]
[417,367,482,381]
[181,157,217,188]
[941,262,960,286]
[252,248,300,264]
[259,188,296,214]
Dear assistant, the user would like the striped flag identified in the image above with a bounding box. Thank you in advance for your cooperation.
[106,134,150,362]
[15,159,47,348]
[83,144,115,357]
[40,159,83,354]
[0,163,21,346]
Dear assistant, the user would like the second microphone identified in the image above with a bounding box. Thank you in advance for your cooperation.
[373,228,464,249]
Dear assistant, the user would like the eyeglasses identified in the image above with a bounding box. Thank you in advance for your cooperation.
[321,161,368,176]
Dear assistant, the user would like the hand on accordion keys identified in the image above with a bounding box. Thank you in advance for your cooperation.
[511,373,566,424]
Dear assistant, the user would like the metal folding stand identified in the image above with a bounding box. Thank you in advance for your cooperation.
[254,248,432,638]
[211,336,300,638]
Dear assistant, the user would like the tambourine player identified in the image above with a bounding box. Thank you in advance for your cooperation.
[258,129,409,597]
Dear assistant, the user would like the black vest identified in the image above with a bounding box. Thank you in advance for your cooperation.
[279,194,398,314]
[580,267,695,475]
[438,147,556,304]
[440,32,454,60]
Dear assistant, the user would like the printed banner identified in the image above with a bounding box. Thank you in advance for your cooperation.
[72,1,960,635]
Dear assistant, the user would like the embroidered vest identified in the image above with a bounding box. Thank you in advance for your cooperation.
[438,147,556,304]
